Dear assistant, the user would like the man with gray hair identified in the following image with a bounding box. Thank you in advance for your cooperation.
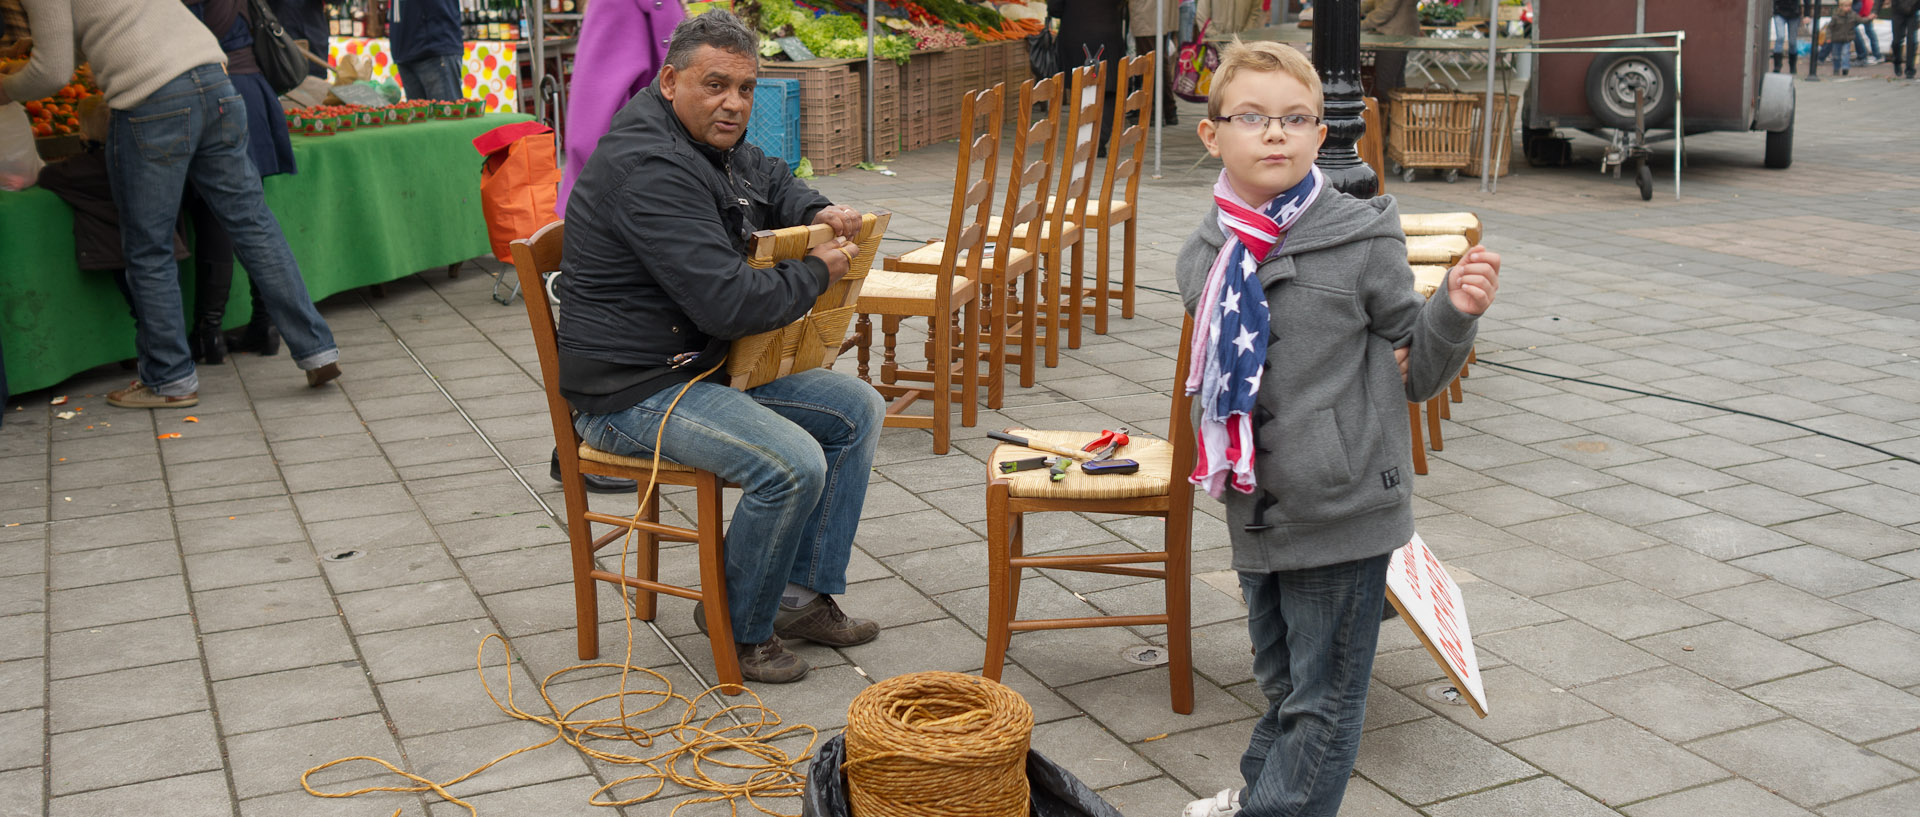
[554,9,883,684]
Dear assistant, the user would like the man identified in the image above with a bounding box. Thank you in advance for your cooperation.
[557,10,884,684]
[1,0,342,408]
[389,0,463,102]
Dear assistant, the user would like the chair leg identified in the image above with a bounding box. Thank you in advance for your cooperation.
[634,492,661,621]
[960,297,981,430]
[931,307,953,456]
[695,473,743,692]
[1427,395,1444,451]
[881,316,900,385]
[984,486,1015,681]
[1075,226,1097,351]
[855,314,873,383]
[1007,513,1025,614]
[1018,263,1038,389]
[1165,510,1195,715]
[1408,401,1428,475]
[986,273,1007,411]
[1117,215,1137,324]
[567,481,601,661]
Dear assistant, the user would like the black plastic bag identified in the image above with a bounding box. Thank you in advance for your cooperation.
[1028,29,1059,80]
[802,734,1123,817]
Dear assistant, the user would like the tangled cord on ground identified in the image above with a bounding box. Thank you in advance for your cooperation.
[302,360,821,817]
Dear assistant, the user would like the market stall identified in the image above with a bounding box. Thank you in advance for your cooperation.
[0,113,531,396]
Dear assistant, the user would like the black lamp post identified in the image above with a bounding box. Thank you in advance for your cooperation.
[1312,0,1379,197]
[1807,1,1822,80]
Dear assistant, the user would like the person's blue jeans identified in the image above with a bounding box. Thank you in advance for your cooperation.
[106,64,338,397]
[574,368,885,644]
[1834,40,1853,72]
[1855,19,1881,59]
[1237,553,1392,817]
[1772,14,1798,56]
[397,54,465,102]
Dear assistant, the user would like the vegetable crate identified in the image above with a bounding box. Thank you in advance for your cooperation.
[760,62,861,174]
[856,59,901,161]
[1385,86,1478,184]
[747,77,802,167]
[904,52,937,150]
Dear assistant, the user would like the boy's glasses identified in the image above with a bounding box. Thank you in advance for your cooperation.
[1211,113,1324,134]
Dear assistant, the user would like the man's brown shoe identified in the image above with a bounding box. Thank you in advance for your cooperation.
[735,636,810,683]
[773,595,879,647]
[106,381,198,409]
[306,362,342,388]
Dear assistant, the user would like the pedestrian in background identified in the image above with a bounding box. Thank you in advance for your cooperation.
[1853,0,1883,65]
[1892,0,1919,78]
[1827,2,1862,75]
[389,0,465,101]
[1129,0,1179,125]
[1773,0,1801,73]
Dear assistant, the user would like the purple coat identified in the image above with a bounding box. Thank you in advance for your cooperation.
[558,0,684,214]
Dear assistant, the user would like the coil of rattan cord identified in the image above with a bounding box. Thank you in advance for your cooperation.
[842,671,1034,817]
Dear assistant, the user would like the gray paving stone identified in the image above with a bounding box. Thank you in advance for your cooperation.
[1537,581,1717,640]
[1643,512,1805,561]
[1634,622,1829,688]
[184,541,321,592]
[165,455,281,494]
[1726,457,1869,497]
[431,513,567,559]
[1352,716,1538,806]
[1508,512,1664,561]
[321,542,463,597]
[292,484,417,524]
[1408,512,1535,559]
[1731,546,1904,600]
[1685,483,1843,527]
[48,575,187,632]
[48,658,207,733]
[1430,434,1549,471]
[200,616,358,682]
[376,665,533,737]
[50,453,162,492]
[1453,546,1617,598]
[1834,580,1920,632]
[1688,580,1871,640]
[0,658,40,714]
[1561,485,1710,527]
[1479,619,1666,688]
[1420,776,1618,817]
[1745,666,1920,743]
[1507,718,1729,805]
[47,540,180,591]
[212,662,381,735]
[850,508,983,558]
[1644,434,1782,469]
[1484,458,1625,498]
[193,576,338,633]
[1604,459,1746,497]
[47,508,172,553]
[422,777,606,817]
[1821,779,1920,817]
[1591,545,1759,598]
[306,510,438,557]
[224,712,401,799]
[46,769,231,817]
[1686,719,1914,808]
[1809,484,1920,527]
[47,710,221,795]
[280,456,400,494]
[1620,779,1815,817]
[1027,716,1158,790]
[402,720,595,798]
[1415,663,1609,743]
[1428,485,1577,529]
[0,709,40,771]
[1532,435,1664,470]
[0,767,42,817]
[1573,665,1782,743]
[339,579,488,636]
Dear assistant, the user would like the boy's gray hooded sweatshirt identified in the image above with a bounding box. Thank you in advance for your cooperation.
[1176,191,1479,572]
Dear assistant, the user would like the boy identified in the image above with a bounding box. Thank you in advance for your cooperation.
[1174,39,1500,817]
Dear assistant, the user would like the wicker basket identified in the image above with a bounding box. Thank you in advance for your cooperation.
[727,212,891,391]
[1466,92,1521,178]
[1385,87,1478,173]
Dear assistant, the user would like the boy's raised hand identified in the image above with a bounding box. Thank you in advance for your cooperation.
[1447,246,1501,316]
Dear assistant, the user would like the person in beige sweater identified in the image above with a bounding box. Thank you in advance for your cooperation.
[0,0,342,408]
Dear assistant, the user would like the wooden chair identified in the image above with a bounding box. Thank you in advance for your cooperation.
[982,316,1199,714]
[992,65,1101,370]
[1399,212,1483,473]
[509,220,741,690]
[1360,96,1386,195]
[854,85,1005,454]
[1071,55,1155,342]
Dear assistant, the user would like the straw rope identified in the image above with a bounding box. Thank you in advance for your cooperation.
[842,671,1034,817]
[303,361,820,817]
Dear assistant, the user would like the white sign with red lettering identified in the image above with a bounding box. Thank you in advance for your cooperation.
[1385,534,1488,718]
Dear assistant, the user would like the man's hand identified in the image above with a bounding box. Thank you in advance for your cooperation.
[809,236,855,285]
[1,38,30,61]
[812,204,862,239]
[1447,245,1500,316]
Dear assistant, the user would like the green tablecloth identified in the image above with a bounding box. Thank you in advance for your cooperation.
[0,113,534,396]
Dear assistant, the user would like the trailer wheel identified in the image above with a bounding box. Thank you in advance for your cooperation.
[1636,161,1654,201]
[1585,40,1676,130]
[1764,115,1794,170]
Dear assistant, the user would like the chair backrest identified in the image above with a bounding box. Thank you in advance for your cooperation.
[509,220,586,459]
[1360,96,1385,195]
[1099,55,1155,210]
[1167,315,1197,493]
[729,212,891,390]
[932,84,1007,298]
[993,75,1062,274]
[1052,65,1103,229]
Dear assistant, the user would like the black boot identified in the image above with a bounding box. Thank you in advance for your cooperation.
[227,285,281,356]
[1772,53,1783,72]
[191,320,228,364]
[191,257,232,364]
[1789,53,1798,74]
[550,449,638,494]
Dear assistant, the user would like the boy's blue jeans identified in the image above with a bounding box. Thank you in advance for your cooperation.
[1236,553,1392,817]
[574,368,884,644]
[106,64,339,397]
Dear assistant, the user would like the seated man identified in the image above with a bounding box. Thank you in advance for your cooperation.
[556,9,884,684]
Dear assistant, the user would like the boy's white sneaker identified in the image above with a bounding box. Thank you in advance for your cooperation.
[1182,788,1242,817]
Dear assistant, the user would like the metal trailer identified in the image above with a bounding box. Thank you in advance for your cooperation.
[1523,0,1795,199]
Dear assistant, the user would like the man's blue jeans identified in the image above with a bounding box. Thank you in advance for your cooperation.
[1772,14,1798,56]
[398,54,465,102]
[106,64,338,397]
[1237,553,1392,817]
[574,368,885,644]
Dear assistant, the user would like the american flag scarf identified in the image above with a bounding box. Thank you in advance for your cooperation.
[1185,167,1325,498]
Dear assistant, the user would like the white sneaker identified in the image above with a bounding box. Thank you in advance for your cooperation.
[1182,788,1242,817]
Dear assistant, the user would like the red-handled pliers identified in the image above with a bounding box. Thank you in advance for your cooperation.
[1083,427,1131,458]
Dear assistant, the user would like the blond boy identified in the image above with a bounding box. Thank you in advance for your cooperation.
[1174,40,1499,817]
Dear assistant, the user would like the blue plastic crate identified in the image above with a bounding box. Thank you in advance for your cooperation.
[748,78,802,167]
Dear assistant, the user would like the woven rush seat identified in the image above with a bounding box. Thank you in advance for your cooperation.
[985,215,1079,241]
[1046,195,1133,221]
[859,268,975,302]
[1412,265,1449,298]
[1406,233,1469,265]
[894,240,1033,270]
[988,429,1173,499]
[576,443,696,473]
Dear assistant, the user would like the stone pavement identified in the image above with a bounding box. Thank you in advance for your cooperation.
[3,67,1919,817]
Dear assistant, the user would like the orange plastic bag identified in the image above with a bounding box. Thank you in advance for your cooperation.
[474,120,560,263]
